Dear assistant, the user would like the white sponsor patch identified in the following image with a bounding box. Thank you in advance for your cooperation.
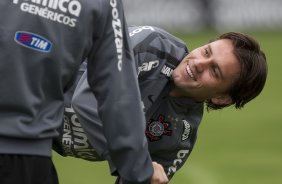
[167,149,190,176]
[138,60,159,75]
[182,119,191,141]
[129,26,155,37]
[161,64,173,77]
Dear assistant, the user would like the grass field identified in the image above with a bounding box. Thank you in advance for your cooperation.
[53,30,282,184]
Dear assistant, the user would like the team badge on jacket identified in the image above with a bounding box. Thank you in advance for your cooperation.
[145,114,172,141]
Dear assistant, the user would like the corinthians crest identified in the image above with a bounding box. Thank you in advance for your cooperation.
[145,114,172,141]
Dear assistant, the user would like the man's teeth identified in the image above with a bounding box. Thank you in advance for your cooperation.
[186,64,196,81]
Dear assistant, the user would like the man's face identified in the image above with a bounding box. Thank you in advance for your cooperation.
[171,39,241,102]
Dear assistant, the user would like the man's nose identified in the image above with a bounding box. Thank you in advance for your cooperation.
[195,58,211,73]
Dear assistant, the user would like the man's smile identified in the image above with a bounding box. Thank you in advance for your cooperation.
[186,64,196,81]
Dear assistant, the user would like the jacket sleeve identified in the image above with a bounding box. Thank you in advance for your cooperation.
[82,0,153,183]
[152,148,191,180]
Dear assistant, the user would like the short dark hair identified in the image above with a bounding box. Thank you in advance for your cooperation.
[206,32,268,110]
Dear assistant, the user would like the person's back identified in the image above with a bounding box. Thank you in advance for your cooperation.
[0,1,158,183]
[0,0,106,160]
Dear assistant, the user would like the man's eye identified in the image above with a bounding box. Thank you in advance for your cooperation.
[212,66,219,78]
[204,48,209,56]
[213,67,217,76]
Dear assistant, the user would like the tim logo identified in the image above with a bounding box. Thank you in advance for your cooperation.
[14,31,52,52]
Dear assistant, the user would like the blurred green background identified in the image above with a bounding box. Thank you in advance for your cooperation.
[53,30,282,184]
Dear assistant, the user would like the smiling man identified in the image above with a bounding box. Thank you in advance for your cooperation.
[54,26,267,182]
[171,38,241,105]
[171,32,267,110]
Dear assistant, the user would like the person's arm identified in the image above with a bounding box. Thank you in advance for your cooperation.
[151,141,192,180]
[162,149,191,180]
[84,1,154,183]
[114,162,168,184]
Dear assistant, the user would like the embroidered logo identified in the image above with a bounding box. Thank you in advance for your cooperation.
[145,115,172,141]
[181,120,191,141]
[167,149,190,176]
[129,26,155,37]
[137,60,159,75]
[14,31,52,52]
[161,64,174,77]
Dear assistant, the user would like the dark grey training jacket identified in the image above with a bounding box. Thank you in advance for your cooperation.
[55,26,204,180]
[0,1,152,183]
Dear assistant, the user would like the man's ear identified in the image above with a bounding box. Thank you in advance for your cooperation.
[211,95,232,106]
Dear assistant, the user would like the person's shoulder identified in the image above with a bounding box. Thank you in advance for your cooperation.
[129,26,159,37]
[129,25,186,47]
[128,26,174,38]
